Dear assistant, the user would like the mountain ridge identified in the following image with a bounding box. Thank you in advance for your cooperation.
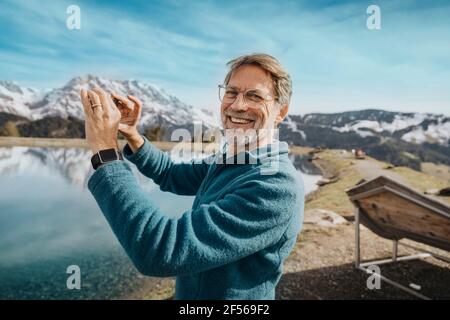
[1,78,449,169]
[1,76,214,118]
[0,75,220,140]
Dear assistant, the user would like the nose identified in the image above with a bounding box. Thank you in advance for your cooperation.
[229,93,248,111]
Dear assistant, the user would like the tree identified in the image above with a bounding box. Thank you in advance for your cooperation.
[0,121,20,137]
[145,124,166,141]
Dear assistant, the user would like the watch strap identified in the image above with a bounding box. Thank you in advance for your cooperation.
[91,148,123,170]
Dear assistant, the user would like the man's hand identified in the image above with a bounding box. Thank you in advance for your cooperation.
[80,87,121,155]
[111,93,144,153]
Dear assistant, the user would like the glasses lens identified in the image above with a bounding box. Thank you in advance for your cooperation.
[218,85,225,101]
[218,85,272,109]
[245,91,264,103]
[219,86,239,103]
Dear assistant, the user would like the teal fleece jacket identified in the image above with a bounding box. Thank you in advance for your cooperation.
[87,136,304,300]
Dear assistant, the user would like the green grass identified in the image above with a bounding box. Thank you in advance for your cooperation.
[305,149,450,217]
[305,150,363,217]
[390,166,450,205]
[305,169,363,217]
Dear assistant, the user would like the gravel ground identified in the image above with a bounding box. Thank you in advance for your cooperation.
[276,222,450,300]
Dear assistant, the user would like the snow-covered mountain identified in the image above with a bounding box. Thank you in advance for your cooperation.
[0,75,219,131]
[328,112,449,146]
[279,109,450,170]
[285,109,450,147]
[401,118,450,145]
[0,81,42,118]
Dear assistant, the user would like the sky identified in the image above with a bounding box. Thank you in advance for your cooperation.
[0,0,449,116]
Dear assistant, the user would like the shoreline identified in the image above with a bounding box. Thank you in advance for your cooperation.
[0,136,312,154]
[0,136,214,152]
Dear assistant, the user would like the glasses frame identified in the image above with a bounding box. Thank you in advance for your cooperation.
[218,84,277,108]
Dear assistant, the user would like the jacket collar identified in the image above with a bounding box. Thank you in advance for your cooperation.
[217,139,289,165]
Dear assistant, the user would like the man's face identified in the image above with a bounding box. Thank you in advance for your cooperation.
[221,65,280,132]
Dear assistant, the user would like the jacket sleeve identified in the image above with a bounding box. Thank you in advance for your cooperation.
[88,160,303,277]
[122,136,211,196]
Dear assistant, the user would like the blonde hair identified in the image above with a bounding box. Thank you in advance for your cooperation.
[224,53,292,106]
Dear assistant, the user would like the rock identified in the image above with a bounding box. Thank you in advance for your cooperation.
[439,187,450,197]
[424,189,440,195]
[409,283,421,291]
[316,177,339,186]
[304,209,347,227]
[384,164,395,170]
[316,179,331,186]
[308,147,325,155]
[308,155,321,162]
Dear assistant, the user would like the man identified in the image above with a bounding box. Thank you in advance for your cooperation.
[81,53,304,300]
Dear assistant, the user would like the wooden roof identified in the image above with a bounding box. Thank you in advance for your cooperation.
[346,175,450,252]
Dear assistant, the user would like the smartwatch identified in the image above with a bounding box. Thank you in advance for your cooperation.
[91,148,124,170]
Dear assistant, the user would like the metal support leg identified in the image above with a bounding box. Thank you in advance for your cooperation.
[357,264,431,300]
[353,207,433,299]
[399,242,450,264]
[393,240,398,261]
[355,208,361,268]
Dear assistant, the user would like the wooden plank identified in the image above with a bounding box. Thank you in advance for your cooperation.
[347,175,450,216]
[358,192,450,242]
[347,175,450,251]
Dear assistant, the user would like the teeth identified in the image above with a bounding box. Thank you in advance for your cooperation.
[230,117,252,124]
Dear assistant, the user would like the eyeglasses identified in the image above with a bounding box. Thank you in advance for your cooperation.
[218,84,277,109]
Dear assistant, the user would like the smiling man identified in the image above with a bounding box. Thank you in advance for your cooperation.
[81,53,304,300]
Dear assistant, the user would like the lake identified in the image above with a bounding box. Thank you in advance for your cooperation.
[0,146,321,299]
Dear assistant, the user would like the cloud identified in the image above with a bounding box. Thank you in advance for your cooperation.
[0,0,448,115]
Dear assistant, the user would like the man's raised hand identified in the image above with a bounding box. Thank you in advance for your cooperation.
[111,93,144,153]
[111,93,142,139]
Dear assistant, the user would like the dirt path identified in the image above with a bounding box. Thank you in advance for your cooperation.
[353,157,405,182]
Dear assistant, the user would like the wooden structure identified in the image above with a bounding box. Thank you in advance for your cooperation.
[346,175,450,299]
[354,148,366,159]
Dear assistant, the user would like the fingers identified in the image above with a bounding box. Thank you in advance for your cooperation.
[83,88,139,124]
[93,87,117,117]
[127,95,141,107]
[127,95,142,121]
[80,89,91,118]
[111,93,133,110]
[87,90,103,117]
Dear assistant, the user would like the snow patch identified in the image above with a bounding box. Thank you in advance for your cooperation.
[402,120,450,145]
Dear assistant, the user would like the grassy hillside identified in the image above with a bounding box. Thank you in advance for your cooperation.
[305,149,450,219]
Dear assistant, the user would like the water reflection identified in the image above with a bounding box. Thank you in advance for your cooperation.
[0,147,321,191]
[0,146,321,299]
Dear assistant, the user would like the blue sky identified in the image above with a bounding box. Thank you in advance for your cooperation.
[0,0,449,115]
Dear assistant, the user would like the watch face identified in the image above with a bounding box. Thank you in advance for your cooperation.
[99,149,118,162]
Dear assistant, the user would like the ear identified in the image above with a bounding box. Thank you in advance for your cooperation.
[275,104,289,126]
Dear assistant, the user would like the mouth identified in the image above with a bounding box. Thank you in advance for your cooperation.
[227,116,255,126]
